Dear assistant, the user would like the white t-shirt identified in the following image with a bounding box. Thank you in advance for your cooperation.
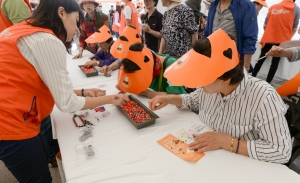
[124,6,132,20]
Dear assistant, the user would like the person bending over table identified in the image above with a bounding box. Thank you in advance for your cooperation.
[266,46,300,63]
[83,25,117,68]
[101,43,187,98]
[0,0,129,182]
[148,29,291,164]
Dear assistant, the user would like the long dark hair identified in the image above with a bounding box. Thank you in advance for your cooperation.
[26,0,83,50]
[116,5,122,17]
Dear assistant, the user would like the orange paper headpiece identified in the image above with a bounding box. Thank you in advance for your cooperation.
[253,0,268,7]
[110,26,142,59]
[276,72,300,96]
[117,47,154,94]
[164,29,239,88]
[85,25,112,44]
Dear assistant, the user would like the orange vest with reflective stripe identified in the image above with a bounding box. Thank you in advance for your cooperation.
[0,23,55,140]
[260,0,295,46]
[112,11,120,33]
[119,2,140,34]
[0,0,31,32]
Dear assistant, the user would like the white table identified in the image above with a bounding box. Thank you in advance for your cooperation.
[52,79,300,183]
[66,51,118,88]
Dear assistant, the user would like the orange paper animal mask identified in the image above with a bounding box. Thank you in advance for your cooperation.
[110,26,142,59]
[276,72,300,96]
[85,25,112,44]
[118,47,154,94]
[164,29,239,88]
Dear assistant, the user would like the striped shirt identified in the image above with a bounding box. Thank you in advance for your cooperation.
[291,47,300,62]
[180,71,291,163]
[17,32,85,112]
[212,1,237,42]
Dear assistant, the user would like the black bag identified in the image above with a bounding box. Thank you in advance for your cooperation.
[282,92,300,167]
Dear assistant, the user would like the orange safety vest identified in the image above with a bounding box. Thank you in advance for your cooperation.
[112,11,120,33]
[260,0,295,47]
[119,2,140,34]
[0,0,32,32]
[0,23,55,140]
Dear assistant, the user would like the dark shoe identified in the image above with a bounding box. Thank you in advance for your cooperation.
[49,157,58,168]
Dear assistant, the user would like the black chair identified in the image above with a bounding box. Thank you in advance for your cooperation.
[282,93,300,174]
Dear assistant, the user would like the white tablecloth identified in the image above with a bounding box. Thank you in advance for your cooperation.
[52,79,300,183]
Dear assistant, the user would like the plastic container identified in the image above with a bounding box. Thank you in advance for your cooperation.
[116,95,159,129]
[78,65,98,77]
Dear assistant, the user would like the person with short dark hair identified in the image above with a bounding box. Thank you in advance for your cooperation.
[84,25,117,67]
[141,0,163,52]
[101,43,187,98]
[148,29,291,164]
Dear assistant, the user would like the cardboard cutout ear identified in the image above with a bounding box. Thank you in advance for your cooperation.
[110,26,142,59]
[85,25,112,44]
[164,29,239,88]
[223,48,232,59]
[119,36,129,42]
[144,56,150,63]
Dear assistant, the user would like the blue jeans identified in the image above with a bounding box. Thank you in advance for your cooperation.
[115,32,120,39]
[0,135,52,183]
[40,115,60,159]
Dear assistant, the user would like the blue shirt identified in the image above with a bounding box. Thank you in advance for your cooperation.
[204,0,258,58]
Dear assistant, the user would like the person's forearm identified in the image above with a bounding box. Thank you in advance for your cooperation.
[221,135,249,157]
[82,96,112,110]
[139,89,167,99]
[244,54,252,68]
[166,94,183,108]
[126,19,131,26]
[158,38,166,54]
[110,61,121,70]
[148,29,162,39]
[191,33,198,43]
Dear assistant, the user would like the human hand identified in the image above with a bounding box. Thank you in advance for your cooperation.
[142,25,150,32]
[188,132,230,153]
[148,96,170,111]
[109,94,130,106]
[85,88,106,97]
[84,60,98,67]
[100,65,111,74]
[265,46,289,58]
[73,51,83,59]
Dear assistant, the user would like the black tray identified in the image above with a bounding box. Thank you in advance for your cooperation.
[78,65,98,77]
[116,95,159,129]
